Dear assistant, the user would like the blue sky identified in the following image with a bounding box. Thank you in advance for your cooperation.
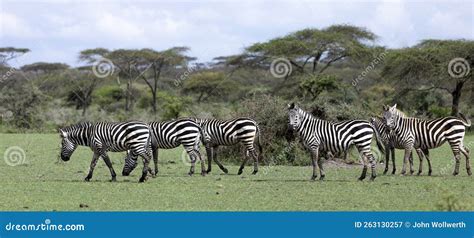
[1,0,473,67]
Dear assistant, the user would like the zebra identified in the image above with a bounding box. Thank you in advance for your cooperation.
[59,121,153,182]
[382,104,471,176]
[370,116,427,175]
[287,103,385,181]
[121,118,206,177]
[192,117,263,175]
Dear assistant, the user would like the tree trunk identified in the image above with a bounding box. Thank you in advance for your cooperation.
[450,81,464,116]
[152,89,157,114]
[82,105,87,116]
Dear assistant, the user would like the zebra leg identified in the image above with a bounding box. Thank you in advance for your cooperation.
[251,150,259,175]
[310,149,320,180]
[453,152,461,176]
[367,154,377,181]
[409,150,415,175]
[196,149,206,176]
[317,154,325,180]
[85,152,100,181]
[205,146,213,174]
[400,148,412,175]
[383,144,390,175]
[151,148,158,177]
[461,146,471,176]
[391,147,396,175]
[238,154,249,175]
[101,152,117,182]
[416,149,423,176]
[188,152,197,176]
[138,152,152,182]
[423,149,432,176]
[212,146,228,174]
[358,154,368,181]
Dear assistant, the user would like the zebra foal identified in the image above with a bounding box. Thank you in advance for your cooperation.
[59,121,153,182]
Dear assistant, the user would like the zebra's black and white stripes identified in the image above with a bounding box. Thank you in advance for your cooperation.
[382,104,471,176]
[193,117,263,175]
[59,121,153,182]
[288,103,385,181]
[122,118,206,176]
[370,116,427,175]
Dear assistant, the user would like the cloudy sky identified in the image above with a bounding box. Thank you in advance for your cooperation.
[1,0,473,67]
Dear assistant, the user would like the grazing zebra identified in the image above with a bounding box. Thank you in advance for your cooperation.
[192,117,263,175]
[59,121,153,182]
[122,118,206,177]
[370,116,427,175]
[382,104,471,176]
[287,103,385,181]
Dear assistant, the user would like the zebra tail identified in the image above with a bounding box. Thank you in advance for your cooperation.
[369,124,386,155]
[256,124,264,161]
[458,113,472,127]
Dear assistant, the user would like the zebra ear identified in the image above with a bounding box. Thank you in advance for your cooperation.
[59,129,67,138]
[390,104,397,110]
[382,105,388,111]
[288,103,295,109]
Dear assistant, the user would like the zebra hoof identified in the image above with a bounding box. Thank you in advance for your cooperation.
[410,170,415,175]
[139,177,147,182]
[452,171,459,176]
[417,171,422,176]
[222,168,229,174]
[370,175,376,181]
[237,170,243,175]
[319,175,325,181]
[310,175,317,181]
[391,170,396,175]
[110,177,117,182]
[428,170,432,176]
[467,169,472,176]
[252,170,258,175]
[206,169,212,174]
[383,169,388,175]
[201,172,206,176]
[188,172,194,176]
[84,177,91,182]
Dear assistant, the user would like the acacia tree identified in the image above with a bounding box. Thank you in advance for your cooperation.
[223,25,377,78]
[382,40,474,116]
[64,67,100,116]
[133,47,194,113]
[0,47,30,66]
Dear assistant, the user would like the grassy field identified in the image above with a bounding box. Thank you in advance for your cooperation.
[0,133,473,211]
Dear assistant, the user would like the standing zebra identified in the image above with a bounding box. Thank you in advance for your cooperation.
[192,117,263,175]
[288,103,385,181]
[382,104,471,176]
[370,116,427,175]
[122,118,206,177]
[59,121,153,182]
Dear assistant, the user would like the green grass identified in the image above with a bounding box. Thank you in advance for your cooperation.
[0,133,473,211]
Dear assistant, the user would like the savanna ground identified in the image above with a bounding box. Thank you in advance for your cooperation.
[0,133,473,211]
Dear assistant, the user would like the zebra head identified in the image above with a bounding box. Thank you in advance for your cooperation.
[122,151,138,176]
[288,102,302,130]
[59,129,77,161]
[382,104,398,130]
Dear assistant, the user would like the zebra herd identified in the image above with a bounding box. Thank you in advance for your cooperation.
[58,103,471,182]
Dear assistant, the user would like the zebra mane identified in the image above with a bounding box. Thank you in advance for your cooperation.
[391,108,407,118]
[61,121,93,133]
